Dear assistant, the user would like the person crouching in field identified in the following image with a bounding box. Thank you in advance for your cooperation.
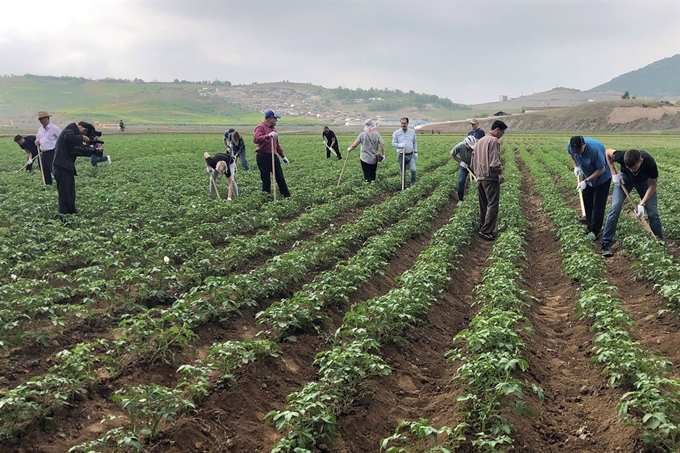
[204,151,237,200]
[52,121,105,215]
[347,119,385,183]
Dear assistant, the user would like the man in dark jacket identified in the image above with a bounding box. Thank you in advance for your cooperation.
[52,121,102,215]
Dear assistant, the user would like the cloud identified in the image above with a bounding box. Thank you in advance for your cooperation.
[1,0,678,104]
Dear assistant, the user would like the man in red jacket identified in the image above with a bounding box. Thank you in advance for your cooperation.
[253,110,291,198]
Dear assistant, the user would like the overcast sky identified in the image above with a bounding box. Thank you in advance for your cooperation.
[1,0,678,104]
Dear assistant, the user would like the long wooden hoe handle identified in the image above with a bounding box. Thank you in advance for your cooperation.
[576,174,586,218]
[271,137,277,202]
[209,170,221,199]
[37,145,46,185]
[337,149,350,186]
[401,150,406,191]
[324,141,339,158]
[619,183,656,238]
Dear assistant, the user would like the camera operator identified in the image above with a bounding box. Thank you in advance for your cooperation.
[52,121,104,215]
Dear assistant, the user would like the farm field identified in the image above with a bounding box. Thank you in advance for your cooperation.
[1,132,680,453]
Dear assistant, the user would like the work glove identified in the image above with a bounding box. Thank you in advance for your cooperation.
[347,147,352,152]
[206,166,211,174]
[636,204,644,218]
[577,180,587,191]
[612,174,622,185]
[460,161,468,169]
[398,143,406,149]
[414,152,419,159]
[27,158,34,165]
[282,157,290,165]
[268,131,278,138]
[574,167,582,177]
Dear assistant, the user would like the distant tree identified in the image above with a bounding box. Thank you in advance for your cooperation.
[173,79,180,83]
[621,91,630,99]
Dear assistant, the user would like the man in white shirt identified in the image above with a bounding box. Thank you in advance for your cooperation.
[392,117,418,189]
[35,110,62,185]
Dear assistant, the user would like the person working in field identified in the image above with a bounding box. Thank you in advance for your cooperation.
[204,150,237,200]
[450,135,477,203]
[35,110,62,185]
[347,118,385,183]
[468,118,485,140]
[322,126,342,160]
[568,136,612,241]
[13,134,39,173]
[471,120,507,241]
[599,148,663,257]
[119,120,125,133]
[229,131,250,170]
[253,110,291,198]
[52,121,105,215]
[392,117,418,189]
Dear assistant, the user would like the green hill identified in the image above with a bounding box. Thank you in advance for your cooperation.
[588,54,680,101]
[0,75,471,128]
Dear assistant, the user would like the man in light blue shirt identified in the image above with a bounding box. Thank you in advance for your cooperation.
[568,135,612,240]
[392,117,418,188]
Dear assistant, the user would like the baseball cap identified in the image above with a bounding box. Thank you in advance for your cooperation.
[470,119,479,125]
[569,136,584,152]
[264,110,281,119]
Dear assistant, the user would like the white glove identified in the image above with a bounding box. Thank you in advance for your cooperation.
[381,154,386,161]
[414,152,418,159]
[398,143,406,148]
[282,157,289,165]
[574,167,582,177]
[612,174,622,185]
[268,131,278,138]
[347,147,352,152]
[636,204,644,218]
[206,166,211,173]
[27,158,34,165]
[577,180,587,191]
[460,161,468,169]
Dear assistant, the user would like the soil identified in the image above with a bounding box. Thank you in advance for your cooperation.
[5,164,680,453]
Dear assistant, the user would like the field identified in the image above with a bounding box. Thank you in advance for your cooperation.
[1,132,680,453]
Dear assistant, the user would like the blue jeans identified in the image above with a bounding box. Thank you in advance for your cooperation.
[457,166,469,200]
[90,155,108,166]
[601,179,663,246]
[236,151,250,170]
[397,153,417,186]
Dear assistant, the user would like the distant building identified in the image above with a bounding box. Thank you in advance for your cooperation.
[493,111,510,116]
[499,95,508,102]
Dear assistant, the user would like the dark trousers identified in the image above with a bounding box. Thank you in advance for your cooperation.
[256,152,290,197]
[582,180,611,236]
[327,144,342,160]
[360,160,377,182]
[40,149,54,185]
[478,180,501,235]
[53,166,77,214]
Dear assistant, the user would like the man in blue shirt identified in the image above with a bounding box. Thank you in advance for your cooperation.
[392,117,418,189]
[468,119,485,140]
[568,136,612,240]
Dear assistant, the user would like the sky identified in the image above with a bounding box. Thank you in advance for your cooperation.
[1,0,678,105]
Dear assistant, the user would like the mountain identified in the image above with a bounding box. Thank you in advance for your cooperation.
[588,54,680,101]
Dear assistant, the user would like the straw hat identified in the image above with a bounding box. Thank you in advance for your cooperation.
[38,110,51,119]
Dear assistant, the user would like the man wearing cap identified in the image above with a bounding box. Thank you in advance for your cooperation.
[568,136,612,241]
[392,117,418,188]
[471,120,507,241]
[450,135,477,203]
[468,119,485,140]
[14,134,39,173]
[253,110,291,198]
[599,148,663,257]
[35,111,62,185]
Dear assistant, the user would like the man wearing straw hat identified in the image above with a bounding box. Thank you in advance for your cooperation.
[253,110,291,198]
[35,110,62,185]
